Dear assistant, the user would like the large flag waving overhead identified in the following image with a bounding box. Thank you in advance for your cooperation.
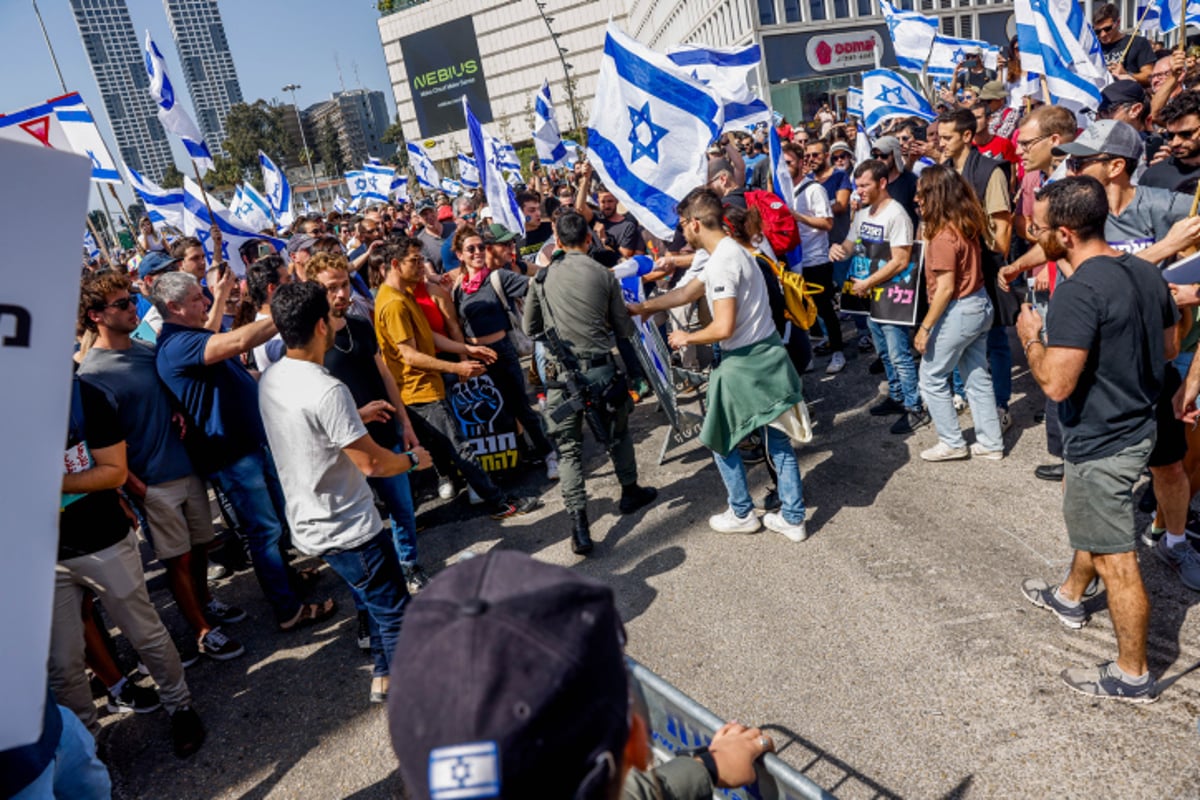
[1014,0,1107,114]
[143,32,213,174]
[862,69,936,131]
[181,177,285,274]
[458,152,481,187]
[1140,0,1200,33]
[126,165,185,230]
[407,142,440,189]
[362,162,395,203]
[464,95,525,235]
[232,182,274,231]
[533,81,568,166]
[344,169,367,201]
[927,35,1001,79]
[666,43,771,132]
[391,175,409,202]
[588,23,724,239]
[847,87,863,118]
[259,151,293,227]
[880,0,938,73]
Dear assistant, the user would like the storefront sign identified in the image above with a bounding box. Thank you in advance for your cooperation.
[805,30,883,73]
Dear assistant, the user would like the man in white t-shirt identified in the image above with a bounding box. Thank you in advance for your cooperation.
[629,189,810,542]
[259,281,432,704]
[830,159,928,435]
[784,142,841,374]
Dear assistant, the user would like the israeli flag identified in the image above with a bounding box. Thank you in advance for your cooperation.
[51,95,121,183]
[612,255,673,386]
[428,742,500,800]
[880,0,938,73]
[458,152,481,188]
[84,229,100,260]
[855,121,873,164]
[181,177,285,275]
[847,87,863,118]
[126,165,185,231]
[333,196,347,213]
[927,35,1001,79]
[258,151,293,227]
[363,162,395,203]
[768,125,794,211]
[234,182,274,231]
[143,32,213,173]
[492,137,521,173]
[391,175,409,202]
[1140,0,1200,33]
[345,169,368,201]
[587,23,724,240]
[666,43,772,132]
[441,177,464,195]
[533,80,568,166]
[348,196,362,213]
[1015,0,1108,114]
[861,69,936,131]
[464,95,525,235]
[562,138,582,168]
[407,142,440,189]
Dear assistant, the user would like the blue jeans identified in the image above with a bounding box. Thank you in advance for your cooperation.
[951,326,1013,409]
[867,319,921,410]
[12,705,112,800]
[209,446,300,624]
[322,530,408,677]
[919,291,1003,451]
[367,444,419,566]
[713,426,805,524]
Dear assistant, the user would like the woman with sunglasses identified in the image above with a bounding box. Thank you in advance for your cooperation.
[452,226,559,481]
[911,165,1004,461]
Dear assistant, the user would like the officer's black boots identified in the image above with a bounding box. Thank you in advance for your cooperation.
[570,509,593,555]
[618,484,658,515]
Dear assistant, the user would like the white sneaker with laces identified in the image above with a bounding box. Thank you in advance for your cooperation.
[437,476,455,501]
[825,352,846,375]
[708,507,762,534]
[921,442,969,462]
[970,442,1004,460]
[545,452,560,481]
[763,512,808,542]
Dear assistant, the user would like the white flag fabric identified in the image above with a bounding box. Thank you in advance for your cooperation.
[927,35,1001,79]
[344,169,367,201]
[491,137,521,173]
[407,142,440,189]
[1015,0,1108,114]
[143,32,213,173]
[441,178,464,195]
[231,183,274,231]
[587,23,724,239]
[52,94,121,183]
[181,177,285,275]
[666,43,771,132]
[259,151,293,227]
[363,163,395,203]
[126,165,185,231]
[1140,0,1200,33]
[880,0,939,74]
[862,69,936,132]
[391,175,409,202]
[855,121,873,165]
[463,95,525,235]
[458,153,481,188]
[84,230,100,260]
[768,126,794,212]
[533,81,568,166]
[333,196,347,213]
[847,87,863,118]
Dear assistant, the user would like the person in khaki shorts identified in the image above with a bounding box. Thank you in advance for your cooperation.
[78,270,244,662]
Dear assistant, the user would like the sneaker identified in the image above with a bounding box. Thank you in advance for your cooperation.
[1154,537,1200,591]
[857,334,873,353]
[998,407,1013,433]
[1142,522,1166,547]
[490,495,543,519]
[1020,578,1089,629]
[868,396,906,416]
[198,626,245,661]
[437,476,456,501]
[890,409,931,435]
[618,484,658,514]
[403,563,431,595]
[138,651,199,675]
[106,682,162,714]
[921,442,969,462]
[356,610,371,651]
[545,452,560,481]
[708,507,762,534]
[825,352,846,374]
[467,486,484,505]
[760,488,782,512]
[952,395,968,414]
[170,706,206,758]
[1060,661,1158,704]
[205,598,246,624]
[206,563,228,582]
[969,443,1004,461]
[763,512,808,542]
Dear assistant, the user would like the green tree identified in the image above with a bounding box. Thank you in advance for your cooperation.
[206,155,244,192]
[160,164,185,189]
[125,201,146,226]
[220,100,298,189]
[317,120,347,177]
[381,114,406,167]
[87,209,108,234]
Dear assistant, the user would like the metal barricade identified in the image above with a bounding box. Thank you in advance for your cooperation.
[628,658,837,800]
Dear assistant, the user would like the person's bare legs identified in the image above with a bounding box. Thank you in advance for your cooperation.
[1151,461,1190,537]
[164,551,212,639]
[1092,551,1150,677]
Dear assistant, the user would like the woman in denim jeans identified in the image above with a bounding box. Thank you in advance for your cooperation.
[912,165,1005,461]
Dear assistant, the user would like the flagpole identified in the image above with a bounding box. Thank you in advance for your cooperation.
[1122,2,1155,63]
[190,162,224,263]
[1189,178,1200,216]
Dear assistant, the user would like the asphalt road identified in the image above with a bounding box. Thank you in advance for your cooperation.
[95,334,1200,799]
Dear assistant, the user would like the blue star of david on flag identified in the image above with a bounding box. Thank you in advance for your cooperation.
[951,47,966,62]
[195,226,230,263]
[627,102,668,164]
[875,86,904,104]
[354,177,367,192]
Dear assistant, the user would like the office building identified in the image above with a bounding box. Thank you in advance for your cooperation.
[306,89,394,167]
[162,0,244,159]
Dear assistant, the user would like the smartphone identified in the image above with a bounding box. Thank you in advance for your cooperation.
[257,242,274,259]
[912,126,927,142]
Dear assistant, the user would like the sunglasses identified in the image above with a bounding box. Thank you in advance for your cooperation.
[1094,23,1116,33]
[102,296,135,311]
[463,244,486,253]
[832,153,850,160]
[1066,155,1116,173]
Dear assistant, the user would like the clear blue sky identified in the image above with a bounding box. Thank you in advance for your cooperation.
[0,0,396,213]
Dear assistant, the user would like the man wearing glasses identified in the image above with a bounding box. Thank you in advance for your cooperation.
[1094,3,1156,87]
[1141,90,1200,195]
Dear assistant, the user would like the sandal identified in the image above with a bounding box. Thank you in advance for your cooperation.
[278,598,336,632]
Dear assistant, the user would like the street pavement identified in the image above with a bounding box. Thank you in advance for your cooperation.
[96,333,1200,799]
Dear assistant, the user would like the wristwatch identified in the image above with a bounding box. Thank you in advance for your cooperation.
[404,450,420,472]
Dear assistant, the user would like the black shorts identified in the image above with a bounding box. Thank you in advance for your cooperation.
[1150,364,1187,467]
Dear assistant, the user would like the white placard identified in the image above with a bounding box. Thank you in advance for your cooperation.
[0,137,92,749]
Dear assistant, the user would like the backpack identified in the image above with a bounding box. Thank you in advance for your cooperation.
[762,253,822,330]
[745,189,801,257]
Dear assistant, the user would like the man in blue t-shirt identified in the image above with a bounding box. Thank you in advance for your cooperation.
[152,270,336,632]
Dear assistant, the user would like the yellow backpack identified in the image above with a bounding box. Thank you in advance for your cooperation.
[770,257,822,330]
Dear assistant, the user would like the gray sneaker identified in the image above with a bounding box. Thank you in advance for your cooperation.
[1021,578,1089,629]
[1154,537,1200,591]
[1061,661,1157,704]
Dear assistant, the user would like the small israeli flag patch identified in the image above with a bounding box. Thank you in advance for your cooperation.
[429,741,501,799]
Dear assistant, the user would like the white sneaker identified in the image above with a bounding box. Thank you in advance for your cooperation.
[545,453,560,481]
[998,407,1013,433]
[825,352,846,374]
[763,512,808,542]
[437,476,455,501]
[970,442,1004,460]
[952,395,968,413]
[467,486,483,505]
[921,442,969,462]
[708,507,762,534]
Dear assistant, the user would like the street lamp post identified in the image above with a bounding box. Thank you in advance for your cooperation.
[534,2,580,134]
[282,83,324,213]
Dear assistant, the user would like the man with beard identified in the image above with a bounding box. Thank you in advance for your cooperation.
[1017,176,1176,703]
[1141,90,1200,194]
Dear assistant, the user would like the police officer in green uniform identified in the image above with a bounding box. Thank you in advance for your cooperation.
[523,211,657,555]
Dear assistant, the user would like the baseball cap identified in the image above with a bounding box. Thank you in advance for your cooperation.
[870,135,905,174]
[1098,79,1148,114]
[437,204,454,222]
[480,223,518,244]
[137,250,180,280]
[830,141,852,156]
[388,550,629,800]
[1052,119,1143,161]
[416,198,436,213]
[285,234,316,257]
[978,80,1007,102]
